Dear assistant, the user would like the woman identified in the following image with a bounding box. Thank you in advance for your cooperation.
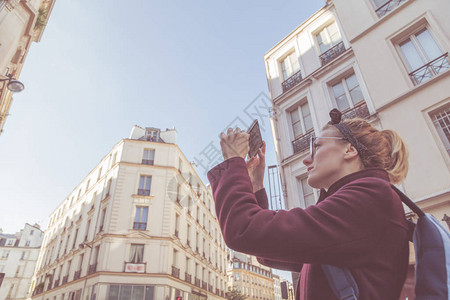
[207,110,410,300]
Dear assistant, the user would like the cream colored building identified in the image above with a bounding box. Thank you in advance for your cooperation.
[0,0,56,134]
[31,126,227,300]
[0,223,44,299]
[264,0,450,297]
[272,274,282,300]
[226,251,274,300]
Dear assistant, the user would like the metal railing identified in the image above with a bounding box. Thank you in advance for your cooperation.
[195,277,201,287]
[319,41,346,65]
[73,270,81,280]
[341,101,370,120]
[282,70,303,93]
[375,0,407,17]
[185,273,191,283]
[292,131,314,155]
[133,222,147,230]
[62,275,68,285]
[142,159,154,165]
[409,53,450,85]
[88,263,97,275]
[137,189,150,196]
[202,281,208,290]
[171,266,180,278]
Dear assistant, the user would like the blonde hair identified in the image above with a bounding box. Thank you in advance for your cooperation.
[324,118,409,184]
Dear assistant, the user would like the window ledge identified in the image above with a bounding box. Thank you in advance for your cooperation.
[350,0,414,44]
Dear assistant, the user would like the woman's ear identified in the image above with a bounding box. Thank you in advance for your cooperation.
[344,144,359,160]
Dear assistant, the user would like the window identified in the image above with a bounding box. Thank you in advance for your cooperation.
[129,244,144,263]
[108,285,154,300]
[97,167,102,180]
[30,230,34,235]
[20,251,26,260]
[281,52,300,80]
[290,102,313,139]
[99,207,107,232]
[431,104,450,155]
[172,249,178,266]
[85,219,91,241]
[316,22,342,54]
[6,239,14,246]
[331,73,364,111]
[174,214,180,237]
[78,254,84,271]
[142,149,155,165]
[134,206,148,230]
[72,228,79,249]
[398,27,449,85]
[138,175,152,196]
[104,178,112,198]
[298,177,315,207]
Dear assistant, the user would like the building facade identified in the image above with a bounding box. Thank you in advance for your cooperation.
[226,251,274,300]
[264,0,450,298]
[272,274,282,300]
[31,126,227,300]
[0,0,56,134]
[0,223,44,299]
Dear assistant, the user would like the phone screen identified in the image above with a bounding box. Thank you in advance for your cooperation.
[247,119,263,158]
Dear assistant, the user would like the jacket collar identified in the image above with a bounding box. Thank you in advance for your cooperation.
[318,168,390,203]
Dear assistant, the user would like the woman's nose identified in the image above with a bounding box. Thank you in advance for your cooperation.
[303,155,312,166]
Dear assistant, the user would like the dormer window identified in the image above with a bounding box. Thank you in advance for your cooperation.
[145,128,160,142]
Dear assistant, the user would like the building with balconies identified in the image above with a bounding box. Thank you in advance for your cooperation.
[30,126,227,300]
[0,223,44,299]
[0,0,56,135]
[265,0,450,298]
[226,251,274,300]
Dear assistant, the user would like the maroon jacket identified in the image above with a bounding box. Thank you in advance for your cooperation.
[207,157,409,300]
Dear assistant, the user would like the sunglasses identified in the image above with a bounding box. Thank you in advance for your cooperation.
[309,135,347,159]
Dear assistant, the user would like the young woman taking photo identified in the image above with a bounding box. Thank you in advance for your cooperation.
[207,110,410,300]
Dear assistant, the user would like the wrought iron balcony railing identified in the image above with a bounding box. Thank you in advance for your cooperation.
[341,102,370,120]
[282,70,303,93]
[375,0,407,18]
[133,222,147,230]
[88,263,97,275]
[409,53,450,85]
[195,277,201,287]
[73,270,81,280]
[62,275,68,285]
[319,41,346,66]
[171,265,180,278]
[202,281,208,290]
[137,189,150,196]
[53,279,60,288]
[185,272,191,283]
[292,131,314,155]
[142,159,154,165]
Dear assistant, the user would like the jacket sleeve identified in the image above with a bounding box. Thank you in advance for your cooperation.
[254,189,303,272]
[207,157,398,267]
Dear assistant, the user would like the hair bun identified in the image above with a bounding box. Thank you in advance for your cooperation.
[329,109,342,124]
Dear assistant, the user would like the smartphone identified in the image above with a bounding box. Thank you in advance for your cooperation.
[247,119,263,158]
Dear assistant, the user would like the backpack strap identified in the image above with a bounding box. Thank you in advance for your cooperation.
[388,184,425,218]
[321,264,359,300]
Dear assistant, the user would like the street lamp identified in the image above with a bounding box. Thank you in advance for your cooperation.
[0,74,25,93]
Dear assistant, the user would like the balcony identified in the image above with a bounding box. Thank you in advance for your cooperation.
[185,273,191,283]
[195,277,201,287]
[171,265,180,278]
[409,53,450,85]
[62,275,68,285]
[202,281,208,290]
[282,70,303,93]
[341,101,370,120]
[88,263,97,275]
[137,189,150,196]
[208,285,213,292]
[319,41,346,66]
[73,270,81,280]
[174,230,179,238]
[53,279,59,288]
[216,288,220,295]
[292,131,314,155]
[133,222,147,230]
[142,159,154,165]
[375,0,407,18]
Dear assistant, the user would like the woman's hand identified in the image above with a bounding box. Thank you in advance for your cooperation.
[246,141,266,192]
[220,128,250,161]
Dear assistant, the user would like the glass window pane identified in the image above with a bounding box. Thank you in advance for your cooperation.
[336,94,350,111]
[416,29,442,61]
[292,122,303,137]
[345,74,358,90]
[303,115,313,131]
[145,177,151,190]
[290,53,300,73]
[142,207,148,222]
[400,39,425,71]
[119,286,132,300]
[132,286,145,300]
[332,82,345,97]
[328,23,341,45]
[134,207,141,222]
[145,286,154,300]
[317,29,330,53]
[139,176,145,190]
[349,86,364,104]
[372,0,388,9]
[108,285,120,300]
[290,110,300,123]
[300,103,310,117]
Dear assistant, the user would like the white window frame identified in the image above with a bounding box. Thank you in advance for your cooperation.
[297,176,315,208]
[280,51,300,81]
[288,101,313,140]
[315,22,342,54]
[329,72,365,112]
[430,103,450,156]
[142,149,155,165]
[397,27,442,70]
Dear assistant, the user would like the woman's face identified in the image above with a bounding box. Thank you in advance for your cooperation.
[302,128,350,189]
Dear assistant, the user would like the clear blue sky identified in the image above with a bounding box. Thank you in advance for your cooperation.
[0,0,322,244]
